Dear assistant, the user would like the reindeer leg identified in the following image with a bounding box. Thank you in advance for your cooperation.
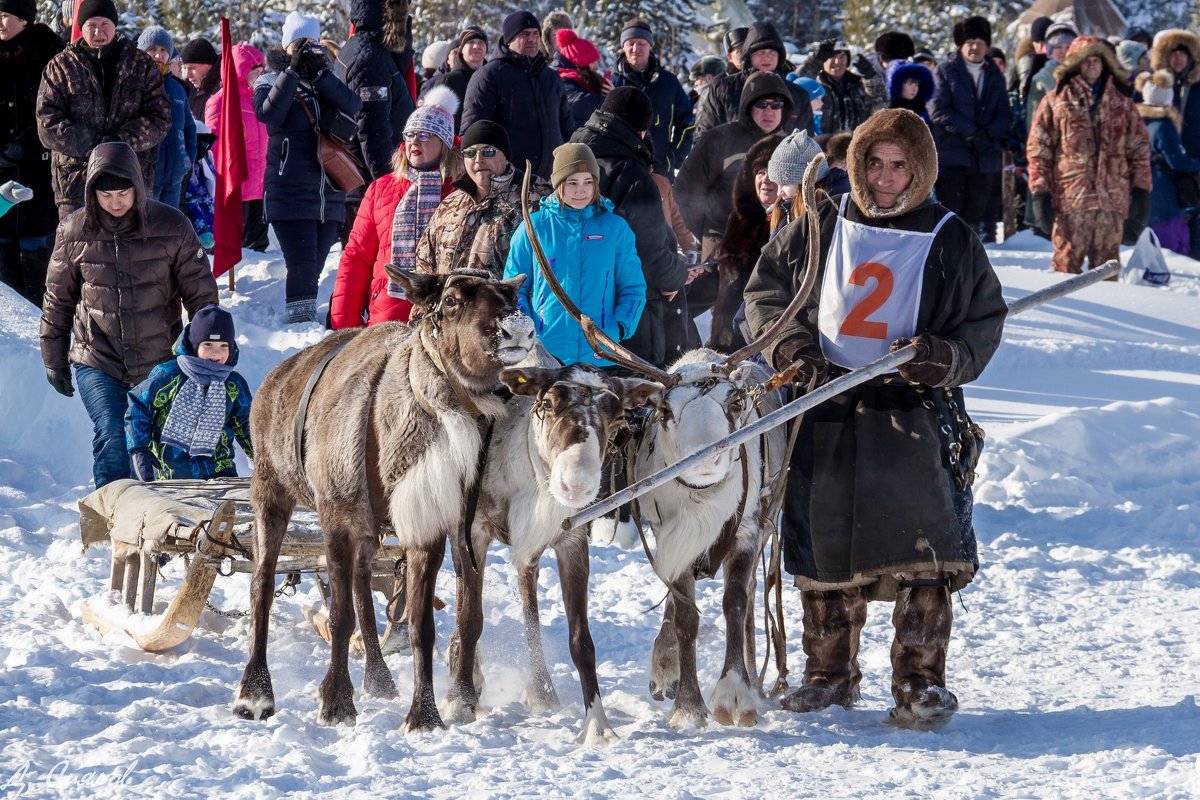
[233,473,293,720]
[317,513,358,726]
[518,558,559,713]
[443,526,485,723]
[354,532,397,700]
[669,572,709,729]
[554,532,616,745]
[649,593,680,701]
[402,538,446,733]
[712,547,761,727]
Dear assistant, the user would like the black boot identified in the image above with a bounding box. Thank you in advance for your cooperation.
[18,248,51,308]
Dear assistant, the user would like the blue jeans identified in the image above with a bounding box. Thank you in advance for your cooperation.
[74,365,133,488]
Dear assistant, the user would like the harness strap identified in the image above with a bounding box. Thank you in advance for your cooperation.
[294,338,353,477]
[460,420,494,575]
[898,576,953,589]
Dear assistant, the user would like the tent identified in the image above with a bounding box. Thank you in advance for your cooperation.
[1012,0,1129,41]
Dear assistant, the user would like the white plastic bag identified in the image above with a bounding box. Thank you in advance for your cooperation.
[1120,228,1171,286]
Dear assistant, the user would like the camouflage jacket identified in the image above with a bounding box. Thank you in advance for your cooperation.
[415,166,550,278]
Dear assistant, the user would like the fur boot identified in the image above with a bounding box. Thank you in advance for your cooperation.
[888,573,958,728]
[781,588,867,712]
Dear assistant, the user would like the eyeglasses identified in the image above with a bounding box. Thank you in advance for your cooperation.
[462,147,500,159]
[404,131,434,142]
[754,100,786,111]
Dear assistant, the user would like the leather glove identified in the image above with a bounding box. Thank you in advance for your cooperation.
[814,38,837,64]
[290,43,307,72]
[1031,191,1055,238]
[890,334,953,386]
[772,336,829,386]
[46,366,74,397]
[853,53,877,79]
[131,451,156,482]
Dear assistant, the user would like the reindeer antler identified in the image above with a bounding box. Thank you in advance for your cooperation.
[521,163,676,386]
[722,152,826,369]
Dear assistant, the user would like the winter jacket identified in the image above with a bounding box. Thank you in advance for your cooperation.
[1141,105,1200,223]
[205,44,268,202]
[743,195,1007,595]
[676,71,791,245]
[613,52,695,176]
[0,23,63,239]
[694,23,814,138]
[254,49,363,225]
[36,34,172,213]
[797,56,872,134]
[930,53,1011,172]
[334,6,417,181]
[330,169,453,328]
[1027,71,1151,216]
[154,71,197,199]
[419,62,477,132]
[40,142,218,384]
[125,331,253,480]
[556,57,605,133]
[460,43,576,179]
[415,165,550,278]
[1150,30,1200,158]
[504,194,646,367]
[188,61,221,120]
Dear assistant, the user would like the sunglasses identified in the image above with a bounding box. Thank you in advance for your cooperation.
[462,146,500,159]
[404,131,434,142]
[754,100,786,111]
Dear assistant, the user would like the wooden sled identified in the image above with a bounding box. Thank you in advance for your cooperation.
[78,478,410,653]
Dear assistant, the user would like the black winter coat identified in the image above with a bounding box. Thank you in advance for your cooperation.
[334,30,415,181]
[187,63,221,121]
[613,53,695,176]
[419,62,477,132]
[930,53,1011,172]
[460,44,573,179]
[0,23,63,238]
[254,50,363,224]
[555,56,604,134]
[697,69,814,139]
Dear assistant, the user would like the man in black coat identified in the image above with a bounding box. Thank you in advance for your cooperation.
[460,10,574,179]
[180,37,220,121]
[419,25,486,131]
[612,18,694,178]
[695,21,812,138]
[571,87,690,367]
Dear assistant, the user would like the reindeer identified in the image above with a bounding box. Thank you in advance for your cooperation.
[439,358,661,744]
[232,270,533,731]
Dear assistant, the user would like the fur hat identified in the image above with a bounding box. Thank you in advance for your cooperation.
[886,60,935,105]
[954,15,992,48]
[180,38,218,65]
[731,134,783,218]
[620,18,654,47]
[1138,70,1175,107]
[556,29,600,67]
[460,120,511,160]
[1030,16,1054,44]
[137,25,174,57]
[405,85,460,147]
[600,86,654,132]
[76,0,117,25]
[1115,40,1148,73]
[421,39,452,70]
[847,108,937,218]
[282,12,320,48]
[874,31,915,63]
[0,0,36,24]
[768,129,829,186]
[502,10,539,46]
[824,131,852,164]
[187,305,235,354]
[690,55,727,79]
[1056,36,1123,83]
[550,142,599,189]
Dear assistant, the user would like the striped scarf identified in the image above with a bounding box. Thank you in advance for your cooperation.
[388,167,443,297]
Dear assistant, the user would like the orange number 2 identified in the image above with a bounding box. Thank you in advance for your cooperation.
[838,261,892,340]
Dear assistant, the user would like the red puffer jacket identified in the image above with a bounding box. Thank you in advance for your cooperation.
[329,171,453,328]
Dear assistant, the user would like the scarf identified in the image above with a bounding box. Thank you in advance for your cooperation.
[388,166,443,298]
[160,355,235,458]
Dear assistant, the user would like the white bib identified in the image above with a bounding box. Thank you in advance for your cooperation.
[818,195,954,370]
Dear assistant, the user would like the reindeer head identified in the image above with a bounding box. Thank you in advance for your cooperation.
[502,365,661,508]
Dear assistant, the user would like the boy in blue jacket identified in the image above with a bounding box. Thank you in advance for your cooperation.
[125,304,253,480]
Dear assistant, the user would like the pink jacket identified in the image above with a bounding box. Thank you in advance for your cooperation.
[205,44,268,201]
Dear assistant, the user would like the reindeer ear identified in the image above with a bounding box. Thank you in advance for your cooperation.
[615,378,663,410]
[501,366,557,396]
[498,273,526,299]
[385,265,442,307]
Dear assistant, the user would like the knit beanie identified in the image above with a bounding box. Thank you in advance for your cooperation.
[767,129,829,186]
[502,10,539,45]
[556,29,600,68]
[137,26,174,56]
[459,25,487,49]
[0,0,36,24]
[187,305,236,353]
[421,39,452,70]
[1115,40,1148,72]
[404,85,460,148]
[1138,70,1175,108]
[460,120,511,160]
[874,31,915,62]
[620,19,654,47]
[1029,16,1053,44]
[954,15,992,48]
[794,75,825,100]
[1045,22,1078,51]
[92,172,134,192]
[76,0,117,25]
[550,142,599,189]
[180,37,219,65]
[600,86,654,132]
[281,11,320,48]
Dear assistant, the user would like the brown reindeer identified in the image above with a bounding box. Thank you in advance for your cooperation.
[232,270,533,731]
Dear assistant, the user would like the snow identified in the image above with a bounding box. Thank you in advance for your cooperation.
[2,232,1199,799]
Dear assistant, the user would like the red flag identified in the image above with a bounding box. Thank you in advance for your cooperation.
[212,18,248,279]
[70,0,82,41]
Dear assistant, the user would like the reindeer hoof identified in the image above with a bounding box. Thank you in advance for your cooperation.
[668,703,709,729]
[649,678,678,701]
[714,705,758,727]
[233,665,275,720]
[362,666,398,700]
[439,693,478,725]
[318,674,357,726]
[523,677,560,714]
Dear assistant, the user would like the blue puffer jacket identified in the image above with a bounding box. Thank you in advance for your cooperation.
[504,194,646,366]
[930,53,1011,172]
[125,328,254,480]
[1143,107,1200,223]
[153,73,196,200]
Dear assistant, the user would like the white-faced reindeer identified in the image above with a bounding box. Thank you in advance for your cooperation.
[232,270,533,731]
[440,357,660,744]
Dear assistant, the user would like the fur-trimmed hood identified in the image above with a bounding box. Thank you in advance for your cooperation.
[731,134,783,219]
[350,0,409,52]
[1149,28,1200,86]
[847,108,937,218]
[1137,102,1182,131]
[1054,36,1126,86]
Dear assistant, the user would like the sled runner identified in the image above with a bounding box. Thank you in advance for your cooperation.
[77,478,410,653]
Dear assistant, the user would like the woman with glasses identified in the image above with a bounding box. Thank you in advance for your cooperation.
[254,12,361,324]
[329,87,461,328]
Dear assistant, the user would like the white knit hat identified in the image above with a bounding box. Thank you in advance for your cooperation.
[422,39,453,70]
[1139,70,1175,108]
[405,85,460,148]
[282,12,320,48]
[767,129,829,186]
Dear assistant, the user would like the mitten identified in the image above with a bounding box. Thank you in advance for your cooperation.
[1031,191,1055,237]
[890,334,953,386]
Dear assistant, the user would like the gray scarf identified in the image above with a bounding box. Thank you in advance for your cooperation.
[160,355,235,458]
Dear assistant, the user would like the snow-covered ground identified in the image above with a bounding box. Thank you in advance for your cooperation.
[1,231,1198,799]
